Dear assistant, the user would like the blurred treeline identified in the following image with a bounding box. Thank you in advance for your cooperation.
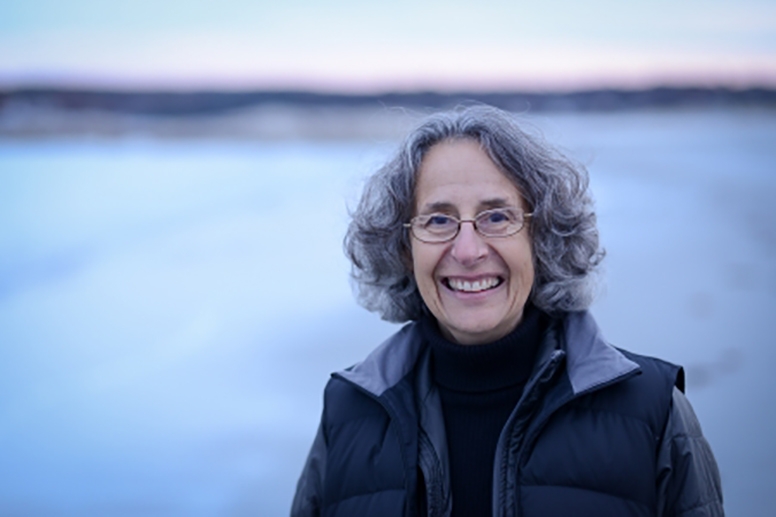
[2,86,774,140]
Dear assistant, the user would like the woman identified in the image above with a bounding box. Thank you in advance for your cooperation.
[292,106,723,517]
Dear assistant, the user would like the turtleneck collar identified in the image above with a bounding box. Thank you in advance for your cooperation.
[420,304,548,393]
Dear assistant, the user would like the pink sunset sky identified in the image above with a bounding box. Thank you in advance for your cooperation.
[1,0,775,92]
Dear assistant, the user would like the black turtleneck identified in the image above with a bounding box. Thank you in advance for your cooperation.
[419,304,548,517]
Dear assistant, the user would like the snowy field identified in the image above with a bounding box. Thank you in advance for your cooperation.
[1,107,774,516]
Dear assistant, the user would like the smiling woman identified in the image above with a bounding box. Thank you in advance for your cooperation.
[409,139,536,345]
[291,106,724,517]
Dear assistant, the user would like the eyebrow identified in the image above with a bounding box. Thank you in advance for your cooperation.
[478,198,512,210]
[418,201,457,214]
[418,197,513,215]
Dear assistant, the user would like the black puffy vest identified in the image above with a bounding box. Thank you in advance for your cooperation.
[318,348,681,517]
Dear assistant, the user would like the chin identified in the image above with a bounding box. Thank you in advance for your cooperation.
[448,321,505,344]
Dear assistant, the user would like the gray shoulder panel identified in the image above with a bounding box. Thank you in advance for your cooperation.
[563,311,641,395]
[336,322,424,397]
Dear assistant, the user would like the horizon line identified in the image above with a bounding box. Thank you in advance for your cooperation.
[3,82,776,96]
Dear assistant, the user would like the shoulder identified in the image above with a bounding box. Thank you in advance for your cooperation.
[322,321,427,424]
[614,348,685,415]
[555,311,683,434]
[333,321,425,397]
[566,349,681,441]
[604,349,684,434]
[557,311,683,401]
[617,347,685,393]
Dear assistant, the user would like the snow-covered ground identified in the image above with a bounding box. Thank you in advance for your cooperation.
[1,107,774,515]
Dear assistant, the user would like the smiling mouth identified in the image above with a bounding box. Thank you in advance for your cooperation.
[444,277,503,293]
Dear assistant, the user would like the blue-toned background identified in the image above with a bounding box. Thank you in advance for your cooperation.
[1,108,775,515]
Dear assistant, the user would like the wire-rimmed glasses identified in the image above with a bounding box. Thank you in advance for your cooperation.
[404,207,532,243]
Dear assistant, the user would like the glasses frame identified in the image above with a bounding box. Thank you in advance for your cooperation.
[404,207,533,244]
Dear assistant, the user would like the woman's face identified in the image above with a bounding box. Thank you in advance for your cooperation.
[411,139,535,345]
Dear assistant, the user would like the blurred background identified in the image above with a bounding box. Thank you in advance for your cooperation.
[1,1,775,515]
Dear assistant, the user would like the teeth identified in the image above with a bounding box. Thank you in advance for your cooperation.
[448,277,500,292]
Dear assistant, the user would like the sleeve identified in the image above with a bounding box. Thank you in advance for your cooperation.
[291,421,327,517]
[656,387,724,517]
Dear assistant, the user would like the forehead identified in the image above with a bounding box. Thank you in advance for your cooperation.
[414,139,524,212]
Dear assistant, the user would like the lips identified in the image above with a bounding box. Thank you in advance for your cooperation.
[444,276,503,293]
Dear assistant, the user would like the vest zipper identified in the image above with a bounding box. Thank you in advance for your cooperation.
[492,349,565,517]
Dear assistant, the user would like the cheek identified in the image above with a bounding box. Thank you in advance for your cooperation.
[524,251,536,287]
[511,241,535,284]
[409,243,426,287]
[412,248,429,281]
[410,243,443,290]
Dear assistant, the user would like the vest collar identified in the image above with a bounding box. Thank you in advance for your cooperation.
[336,311,640,399]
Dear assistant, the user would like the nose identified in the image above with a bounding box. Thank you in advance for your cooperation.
[450,220,488,266]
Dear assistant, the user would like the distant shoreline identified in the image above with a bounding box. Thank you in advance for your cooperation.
[3,86,775,115]
[2,86,774,139]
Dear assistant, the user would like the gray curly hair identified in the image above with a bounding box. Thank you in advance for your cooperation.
[344,105,604,322]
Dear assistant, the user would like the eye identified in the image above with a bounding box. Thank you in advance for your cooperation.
[487,211,508,223]
[482,209,514,224]
[424,214,454,227]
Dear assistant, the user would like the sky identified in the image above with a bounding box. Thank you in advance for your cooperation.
[1,0,775,92]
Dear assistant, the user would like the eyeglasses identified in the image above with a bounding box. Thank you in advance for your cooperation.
[404,207,532,243]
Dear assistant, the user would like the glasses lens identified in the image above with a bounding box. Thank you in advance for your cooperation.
[414,214,458,242]
[476,208,522,237]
